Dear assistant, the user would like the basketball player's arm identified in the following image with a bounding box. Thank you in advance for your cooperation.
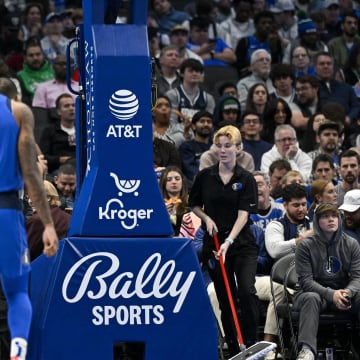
[14,101,58,256]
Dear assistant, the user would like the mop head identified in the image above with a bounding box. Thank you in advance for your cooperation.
[229,341,277,360]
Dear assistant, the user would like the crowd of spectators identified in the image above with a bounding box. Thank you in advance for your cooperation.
[1,0,360,359]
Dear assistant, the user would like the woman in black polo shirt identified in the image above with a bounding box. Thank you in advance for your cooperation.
[189,125,259,356]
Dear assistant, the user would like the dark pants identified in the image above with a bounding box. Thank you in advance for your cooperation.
[294,290,360,353]
[207,253,259,356]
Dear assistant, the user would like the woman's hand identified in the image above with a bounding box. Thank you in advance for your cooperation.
[213,241,231,263]
[205,216,218,236]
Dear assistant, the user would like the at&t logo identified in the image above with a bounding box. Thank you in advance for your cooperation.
[109,90,139,120]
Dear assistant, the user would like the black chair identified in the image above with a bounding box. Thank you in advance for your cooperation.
[202,66,239,99]
[270,253,296,359]
[285,264,360,359]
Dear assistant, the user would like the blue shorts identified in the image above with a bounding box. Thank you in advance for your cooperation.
[0,208,30,278]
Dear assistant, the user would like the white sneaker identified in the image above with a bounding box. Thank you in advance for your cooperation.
[264,350,279,359]
[296,348,315,360]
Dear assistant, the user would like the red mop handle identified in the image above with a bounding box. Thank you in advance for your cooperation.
[213,233,244,345]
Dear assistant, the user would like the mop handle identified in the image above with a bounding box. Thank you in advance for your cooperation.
[213,234,244,345]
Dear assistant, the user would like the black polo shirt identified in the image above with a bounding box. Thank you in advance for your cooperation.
[189,164,258,259]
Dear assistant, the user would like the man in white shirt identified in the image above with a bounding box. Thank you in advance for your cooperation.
[261,124,313,183]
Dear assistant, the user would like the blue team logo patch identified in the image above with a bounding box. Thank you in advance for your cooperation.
[325,256,341,274]
[232,182,243,191]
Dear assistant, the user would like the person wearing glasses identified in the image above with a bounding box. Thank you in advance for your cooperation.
[261,124,312,183]
[290,46,316,78]
[237,49,275,112]
[241,111,272,170]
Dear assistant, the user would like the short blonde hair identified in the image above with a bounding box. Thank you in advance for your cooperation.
[213,125,241,145]
[44,180,60,207]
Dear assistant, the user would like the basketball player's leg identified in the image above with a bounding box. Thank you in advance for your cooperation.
[2,273,32,360]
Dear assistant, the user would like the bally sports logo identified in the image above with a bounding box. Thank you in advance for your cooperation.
[109,89,139,120]
[61,252,196,326]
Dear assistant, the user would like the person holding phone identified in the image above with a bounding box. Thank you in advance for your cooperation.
[186,17,236,67]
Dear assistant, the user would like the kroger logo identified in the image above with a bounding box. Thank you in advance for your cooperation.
[98,172,154,229]
[109,89,139,120]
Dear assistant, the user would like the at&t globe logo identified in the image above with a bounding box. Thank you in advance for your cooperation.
[109,90,139,120]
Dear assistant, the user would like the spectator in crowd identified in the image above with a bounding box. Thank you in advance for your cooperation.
[153,95,190,148]
[0,56,22,100]
[273,170,307,204]
[219,0,255,50]
[308,178,337,218]
[17,39,54,105]
[186,17,236,67]
[213,95,241,130]
[324,0,342,42]
[179,110,213,188]
[307,120,341,172]
[235,10,274,78]
[311,153,338,183]
[268,158,292,200]
[155,45,182,97]
[153,127,182,171]
[240,111,272,170]
[299,112,326,153]
[273,0,298,49]
[251,171,285,232]
[149,0,191,36]
[251,171,285,351]
[343,43,360,89]
[40,12,70,64]
[335,149,360,206]
[261,98,292,144]
[32,54,78,109]
[261,124,313,183]
[26,180,70,261]
[237,49,274,112]
[60,9,76,39]
[244,83,270,117]
[214,0,234,23]
[218,81,240,100]
[339,189,360,244]
[314,51,360,124]
[294,75,322,121]
[283,16,328,64]
[169,24,204,64]
[327,10,360,69]
[269,63,297,109]
[148,26,161,58]
[166,59,215,124]
[294,202,360,360]
[265,183,312,261]
[53,163,76,211]
[290,46,316,78]
[159,166,189,236]
[191,0,231,44]
[39,93,76,174]
[17,2,44,42]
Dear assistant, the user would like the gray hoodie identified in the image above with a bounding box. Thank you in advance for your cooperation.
[295,212,360,303]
